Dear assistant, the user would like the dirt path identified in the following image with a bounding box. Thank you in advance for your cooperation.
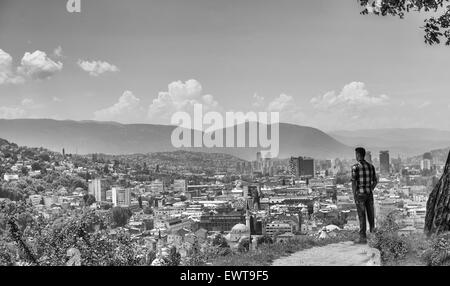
[272,241,381,266]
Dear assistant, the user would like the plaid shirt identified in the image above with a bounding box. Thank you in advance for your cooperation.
[351,159,377,194]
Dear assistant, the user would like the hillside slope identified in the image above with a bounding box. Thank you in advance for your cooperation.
[0,119,353,160]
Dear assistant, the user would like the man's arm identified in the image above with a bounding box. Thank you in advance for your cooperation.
[351,165,358,200]
[371,166,378,191]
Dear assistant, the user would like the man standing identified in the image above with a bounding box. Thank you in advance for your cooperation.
[351,147,378,244]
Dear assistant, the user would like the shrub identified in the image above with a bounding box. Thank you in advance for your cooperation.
[422,232,450,266]
[257,235,273,246]
[237,237,250,253]
[368,214,410,263]
[212,233,229,248]
[0,242,15,266]
[184,251,207,266]
[164,246,181,266]
[204,245,232,259]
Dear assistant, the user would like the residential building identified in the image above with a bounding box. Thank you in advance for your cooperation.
[112,187,131,207]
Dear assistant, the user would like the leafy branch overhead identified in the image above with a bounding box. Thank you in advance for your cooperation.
[359,0,450,45]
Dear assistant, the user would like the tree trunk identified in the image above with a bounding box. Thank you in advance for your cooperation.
[425,151,450,235]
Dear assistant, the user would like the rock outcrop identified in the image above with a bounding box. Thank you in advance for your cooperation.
[425,151,450,235]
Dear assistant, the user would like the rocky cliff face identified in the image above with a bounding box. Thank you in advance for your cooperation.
[425,151,450,235]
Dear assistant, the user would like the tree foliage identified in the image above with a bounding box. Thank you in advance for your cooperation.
[212,233,229,248]
[111,207,132,228]
[422,232,450,265]
[83,194,96,207]
[0,201,149,266]
[358,0,450,45]
[164,246,181,266]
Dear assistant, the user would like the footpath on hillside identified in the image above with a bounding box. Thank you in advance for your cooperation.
[272,241,381,266]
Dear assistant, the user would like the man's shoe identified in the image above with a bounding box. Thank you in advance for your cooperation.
[354,237,367,244]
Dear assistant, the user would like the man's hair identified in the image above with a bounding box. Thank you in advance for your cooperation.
[355,147,366,158]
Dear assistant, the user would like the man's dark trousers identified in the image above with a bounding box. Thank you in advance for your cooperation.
[355,191,375,239]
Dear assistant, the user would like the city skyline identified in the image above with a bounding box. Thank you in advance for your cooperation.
[1,0,450,131]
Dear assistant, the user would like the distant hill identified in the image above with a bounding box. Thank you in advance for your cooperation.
[408,147,450,165]
[106,150,246,172]
[329,128,450,158]
[0,137,61,164]
[0,138,13,147]
[0,119,354,160]
[200,122,353,160]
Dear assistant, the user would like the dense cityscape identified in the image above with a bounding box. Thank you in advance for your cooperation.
[0,137,444,266]
[2,0,450,274]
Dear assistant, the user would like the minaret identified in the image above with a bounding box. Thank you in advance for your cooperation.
[245,186,251,229]
[246,208,251,230]
[246,207,252,252]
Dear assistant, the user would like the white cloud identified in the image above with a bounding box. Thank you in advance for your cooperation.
[202,94,219,109]
[417,101,431,109]
[0,49,24,85]
[307,82,393,130]
[267,94,294,112]
[53,46,63,58]
[310,82,389,111]
[0,106,26,119]
[252,93,265,108]
[94,91,144,123]
[18,50,63,80]
[20,97,44,110]
[77,60,119,76]
[52,96,63,102]
[21,98,34,106]
[148,79,220,124]
[265,93,307,125]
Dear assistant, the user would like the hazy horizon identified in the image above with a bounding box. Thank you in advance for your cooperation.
[2,117,450,133]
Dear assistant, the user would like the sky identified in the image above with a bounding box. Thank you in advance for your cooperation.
[0,0,449,131]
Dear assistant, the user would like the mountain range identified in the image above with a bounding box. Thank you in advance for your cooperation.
[1,119,448,161]
[329,128,450,158]
[0,119,353,161]
[408,147,450,164]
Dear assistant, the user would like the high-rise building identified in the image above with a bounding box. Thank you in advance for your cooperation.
[256,152,262,164]
[289,157,299,177]
[89,179,105,202]
[392,156,402,173]
[299,157,315,178]
[423,152,433,161]
[289,156,315,178]
[112,187,131,207]
[380,151,390,175]
[421,159,432,171]
[365,151,372,164]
